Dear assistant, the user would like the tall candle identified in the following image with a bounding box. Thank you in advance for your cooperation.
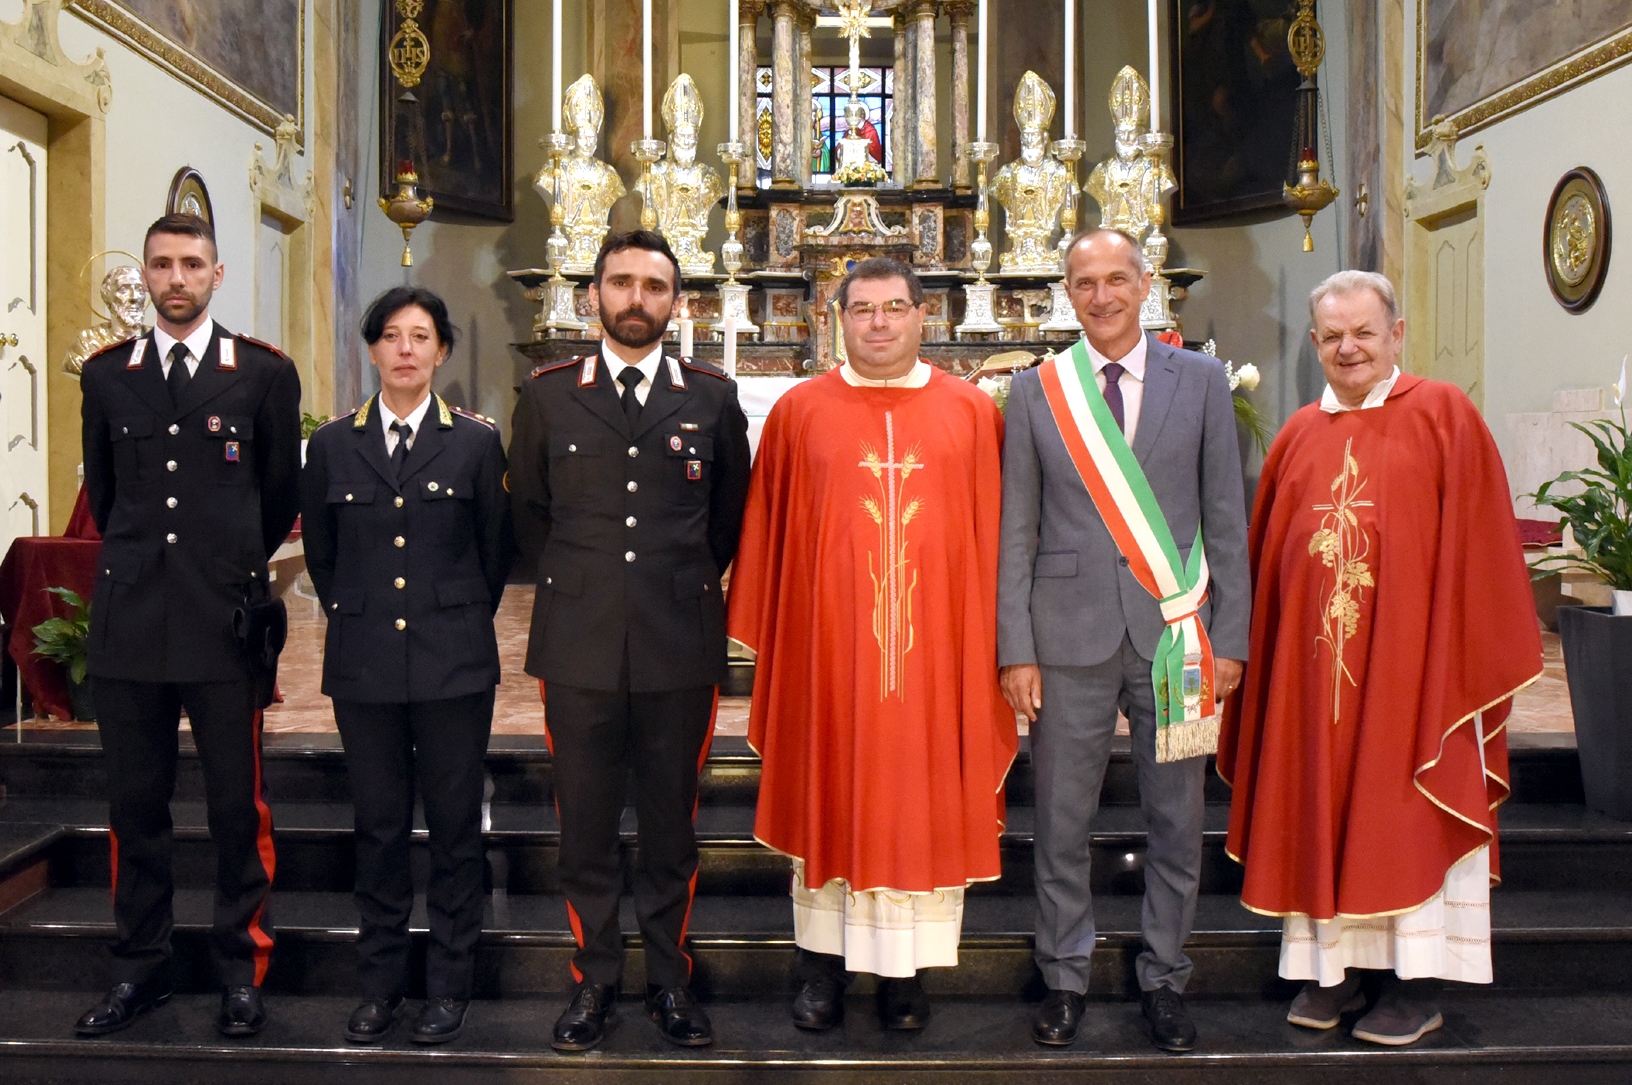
[643,0,654,139]
[679,317,694,358]
[976,0,987,140]
[1148,0,1161,131]
[1063,0,1074,138]
[729,0,740,138]
[722,316,738,380]
[552,0,562,132]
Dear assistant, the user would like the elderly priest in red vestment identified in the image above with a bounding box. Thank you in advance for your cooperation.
[728,258,1017,1034]
[1218,270,1543,1046]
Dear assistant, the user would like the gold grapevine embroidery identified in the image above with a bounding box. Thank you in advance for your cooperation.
[1308,438,1375,725]
[859,411,925,700]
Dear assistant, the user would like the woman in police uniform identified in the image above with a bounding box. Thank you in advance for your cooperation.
[301,287,513,1045]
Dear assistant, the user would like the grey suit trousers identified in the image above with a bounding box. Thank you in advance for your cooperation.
[1032,636,1205,995]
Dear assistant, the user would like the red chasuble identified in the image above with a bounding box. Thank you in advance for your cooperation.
[728,366,1018,893]
[1218,374,1543,919]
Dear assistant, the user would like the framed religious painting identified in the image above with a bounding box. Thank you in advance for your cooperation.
[1544,168,1612,314]
[1168,0,1304,224]
[379,0,514,221]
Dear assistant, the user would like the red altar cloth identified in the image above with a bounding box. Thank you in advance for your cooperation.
[0,536,101,721]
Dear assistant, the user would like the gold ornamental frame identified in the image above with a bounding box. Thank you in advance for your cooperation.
[1416,11,1632,152]
[1544,167,1612,315]
[69,0,305,146]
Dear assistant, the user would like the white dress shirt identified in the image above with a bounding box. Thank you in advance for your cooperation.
[152,317,215,379]
[1319,365,1401,413]
[379,392,433,456]
[1086,332,1149,445]
[602,340,664,406]
[839,359,932,388]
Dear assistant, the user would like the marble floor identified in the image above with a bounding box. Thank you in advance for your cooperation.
[16,584,1573,738]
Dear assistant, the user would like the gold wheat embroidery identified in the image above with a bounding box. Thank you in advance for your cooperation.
[1309,438,1375,725]
[859,412,925,700]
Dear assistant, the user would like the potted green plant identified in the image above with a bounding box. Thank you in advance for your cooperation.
[1527,372,1632,819]
[31,586,94,722]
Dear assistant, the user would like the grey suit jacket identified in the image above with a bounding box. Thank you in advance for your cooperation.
[997,335,1251,669]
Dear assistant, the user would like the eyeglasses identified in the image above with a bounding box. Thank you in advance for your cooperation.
[844,299,917,322]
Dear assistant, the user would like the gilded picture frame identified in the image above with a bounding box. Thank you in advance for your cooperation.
[69,0,304,145]
[1417,3,1632,152]
[1544,168,1612,315]
[166,167,215,225]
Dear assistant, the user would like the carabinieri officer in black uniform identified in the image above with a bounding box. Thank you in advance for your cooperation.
[509,230,751,1052]
[75,213,301,1038]
[301,287,512,1046]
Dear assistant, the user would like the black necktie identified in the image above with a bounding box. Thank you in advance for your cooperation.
[617,366,644,428]
[166,343,191,406]
[390,421,412,477]
[1102,361,1126,434]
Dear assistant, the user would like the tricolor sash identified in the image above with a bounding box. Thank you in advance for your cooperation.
[1038,340,1219,762]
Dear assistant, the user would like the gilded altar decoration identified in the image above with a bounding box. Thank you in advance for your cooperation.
[832,1,887,187]
[1308,439,1374,725]
[859,415,925,700]
[64,263,149,377]
[1545,166,1612,313]
[1085,67,1167,239]
[550,75,626,275]
[651,74,725,276]
[388,0,430,90]
[990,72,1072,274]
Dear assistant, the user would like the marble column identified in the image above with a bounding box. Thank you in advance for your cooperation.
[911,1,938,188]
[770,0,797,188]
[948,2,971,191]
[796,11,813,185]
[892,12,909,187]
[738,0,763,191]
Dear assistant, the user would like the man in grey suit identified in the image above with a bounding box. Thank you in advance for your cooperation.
[997,228,1251,1052]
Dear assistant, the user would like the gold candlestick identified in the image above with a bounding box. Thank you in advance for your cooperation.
[630,138,666,232]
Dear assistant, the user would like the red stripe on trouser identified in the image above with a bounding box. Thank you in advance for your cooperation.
[675,688,720,979]
[245,708,276,985]
[540,679,585,984]
[108,828,119,901]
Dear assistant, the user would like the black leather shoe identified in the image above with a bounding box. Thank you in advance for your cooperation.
[1141,986,1197,1053]
[344,995,404,1043]
[74,979,174,1036]
[791,974,845,1030]
[645,985,713,1047]
[1033,988,1088,1046]
[552,981,617,1052]
[877,975,930,1031]
[217,985,267,1037]
[411,997,469,1044]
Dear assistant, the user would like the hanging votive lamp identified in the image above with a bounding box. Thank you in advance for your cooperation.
[1281,0,1338,252]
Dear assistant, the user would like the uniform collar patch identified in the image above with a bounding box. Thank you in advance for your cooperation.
[216,338,237,369]
[578,355,598,387]
[126,338,149,370]
[666,356,686,390]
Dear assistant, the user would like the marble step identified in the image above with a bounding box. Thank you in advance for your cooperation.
[0,988,1629,1084]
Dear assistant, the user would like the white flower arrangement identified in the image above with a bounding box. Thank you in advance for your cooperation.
[977,375,1011,412]
[1200,339,1270,450]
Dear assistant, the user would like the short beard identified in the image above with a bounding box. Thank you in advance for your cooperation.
[600,303,668,350]
[157,294,207,328]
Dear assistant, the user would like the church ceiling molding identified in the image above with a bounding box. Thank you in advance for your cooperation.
[1,0,113,117]
[1416,3,1632,151]
[69,0,304,146]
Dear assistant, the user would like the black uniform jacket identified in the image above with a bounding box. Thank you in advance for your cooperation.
[301,394,514,703]
[509,352,752,692]
[80,324,301,683]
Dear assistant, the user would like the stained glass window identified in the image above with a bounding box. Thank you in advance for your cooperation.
[755,65,893,187]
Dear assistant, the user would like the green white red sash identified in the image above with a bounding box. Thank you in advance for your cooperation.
[1038,340,1219,762]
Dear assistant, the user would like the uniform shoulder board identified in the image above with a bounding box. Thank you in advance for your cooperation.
[530,357,580,379]
[85,334,141,364]
[235,332,291,360]
[450,405,498,429]
[313,409,358,432]
[681,358,730,381]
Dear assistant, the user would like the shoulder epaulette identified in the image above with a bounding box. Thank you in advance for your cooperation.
[313,409,358,432]
[234,332,291,360]
[680,358,730,381]
[449,405,498,429]
[530,357,580,379]
[85,334,140,364]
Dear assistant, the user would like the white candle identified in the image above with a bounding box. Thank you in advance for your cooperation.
[976,0,987,140]
[680,317,694,358]
[723,316,738,379]
[552,0,562,132]
[1063,0,1074,138]
[1148,0,1161,131]
[729,0,740,138]
[643,0,654,139]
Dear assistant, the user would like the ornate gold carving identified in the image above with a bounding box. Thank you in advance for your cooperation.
[991,72,1071,274]
[388,0,431,90]
[1308,439,1374,725]
[1544,166,1612,313]
[651,75,725,275]
[378,163,433,267]
[64,263,148,377]
[859,415,925,700]
[1287,0,1325,79]
[1086,67,1169,238]
[545,75,626,275]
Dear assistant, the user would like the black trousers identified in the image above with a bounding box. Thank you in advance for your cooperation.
[333,689,495,1000]
[93,677,274,988]
[544,682,715,991]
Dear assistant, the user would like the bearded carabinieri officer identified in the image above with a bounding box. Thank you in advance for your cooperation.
[509,230,752,1052]
[75,213,302,1038]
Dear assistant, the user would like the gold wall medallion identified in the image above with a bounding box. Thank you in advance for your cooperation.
[166,167,213,224]
[388,0,430,90]
[1545,167,1612,313]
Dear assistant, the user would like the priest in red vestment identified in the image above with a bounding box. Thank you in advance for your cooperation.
[728,258,1016,1034]
[1219,271,1543,1046]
